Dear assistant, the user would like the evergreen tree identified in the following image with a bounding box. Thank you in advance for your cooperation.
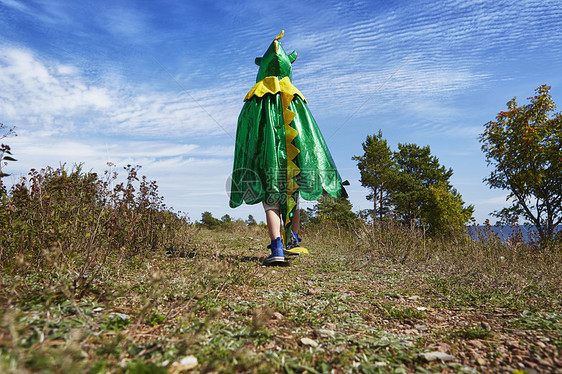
[390,143,453,223]
[309,193,357,229]
[352,130,395,220]
[246,214,257,226]
[200,211,221,229]
[354,134,473,236]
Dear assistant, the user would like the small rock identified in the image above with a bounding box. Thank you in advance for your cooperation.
[307,288,319,295]
[404,329,420,335]
[506,339,520,348]
[538,358,553,367]
[408,295,420,301]
[524,360,538,370]
[314,329,335,338]
[400,340,414,347]
[480,321,492,331]
[334,345,346,353]
[416,307,427,311]
[108,312,130,320]
[272,312,284,320]
[419,351,455,362]
[415,325,428,332]
[496,346,508,355]
[536,341,546,348]
[468,339,485,349]
[477,358,486,366]
[468,349,482,359]
[171,355,198,372]
[515,349,531,358]
[300,337,318,347]
[427,342,451,353]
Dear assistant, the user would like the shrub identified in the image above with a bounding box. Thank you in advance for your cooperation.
[0,163,190,279]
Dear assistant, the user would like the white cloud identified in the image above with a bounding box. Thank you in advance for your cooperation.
[0,46,240,139]
[5,134,235,217]
[478,195,511,205]
[0,0,30,14]
[100,5,147,40]
[0,48,112,125]
[9,136,232,169]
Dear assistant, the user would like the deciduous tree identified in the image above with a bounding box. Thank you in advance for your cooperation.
[0,123,16,197]
[479,84,562,246]
[423,181,474,236]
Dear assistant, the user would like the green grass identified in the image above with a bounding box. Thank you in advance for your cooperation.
[508,311,562,331]
[450,326,494,340]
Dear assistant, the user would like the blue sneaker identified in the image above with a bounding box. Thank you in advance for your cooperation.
[284,232,309,255]
[265,237,285,265]
[284,232,300,255]
[286,232,301,249]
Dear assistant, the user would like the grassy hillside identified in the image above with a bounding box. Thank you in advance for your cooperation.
[1,220,561,373]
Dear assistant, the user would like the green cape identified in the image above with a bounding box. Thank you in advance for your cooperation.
[229,31,346,242]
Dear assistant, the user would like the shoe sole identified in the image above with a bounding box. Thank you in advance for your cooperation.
[285,246,309,255]
[284,252,299,256]
[264,256,285,265]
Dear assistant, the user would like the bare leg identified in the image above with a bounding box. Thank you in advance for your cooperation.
[265,209,282,240]
[291,208,300,234]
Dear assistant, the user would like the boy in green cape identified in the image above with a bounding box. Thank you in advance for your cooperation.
[229,31,347,264]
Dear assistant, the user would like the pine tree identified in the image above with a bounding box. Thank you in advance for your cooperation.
[352,130,394,220]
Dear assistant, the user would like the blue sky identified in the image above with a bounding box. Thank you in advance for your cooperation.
[1,0,561,224]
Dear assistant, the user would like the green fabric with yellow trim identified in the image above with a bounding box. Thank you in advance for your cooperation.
[229,31,346,244]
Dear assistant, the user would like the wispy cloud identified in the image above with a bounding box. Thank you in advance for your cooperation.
[478,194,512,206]
[0,46,240,139]
[0,0,29,13]
[276,0,562,128]
[7,135,235,217]
[1,47,112,127]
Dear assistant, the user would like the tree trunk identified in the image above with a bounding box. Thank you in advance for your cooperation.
[380,184,384,220]
[373,187,378,227]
